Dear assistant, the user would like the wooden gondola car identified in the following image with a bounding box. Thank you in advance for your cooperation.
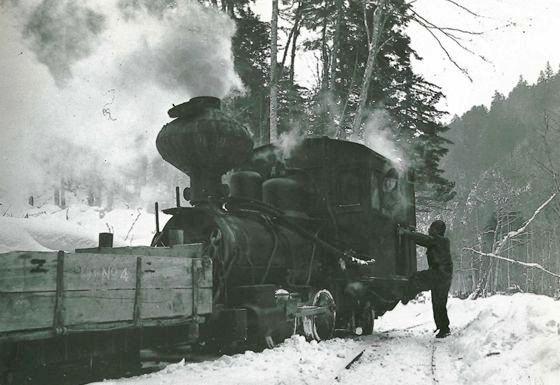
[0,244,211,383]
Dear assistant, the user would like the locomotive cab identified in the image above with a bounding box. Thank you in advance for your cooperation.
[250,137,416,277]
[248,138,417,324]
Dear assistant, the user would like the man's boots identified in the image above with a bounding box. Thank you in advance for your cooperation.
[435,328,450,338]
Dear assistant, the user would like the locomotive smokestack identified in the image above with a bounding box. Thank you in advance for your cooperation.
[156,96,253,204]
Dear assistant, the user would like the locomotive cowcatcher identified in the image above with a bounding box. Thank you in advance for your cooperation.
[0,96,417,384]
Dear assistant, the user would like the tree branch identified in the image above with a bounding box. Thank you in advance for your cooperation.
[411,14,473,81]
[494,192,558,254]
[463,248,560,279]
[442,0,483,18]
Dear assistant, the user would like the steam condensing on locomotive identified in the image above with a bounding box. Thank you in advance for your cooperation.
[154,96,417,347]
[0,96,418,383]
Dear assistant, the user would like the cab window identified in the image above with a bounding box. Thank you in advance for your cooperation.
[337,168,364,205]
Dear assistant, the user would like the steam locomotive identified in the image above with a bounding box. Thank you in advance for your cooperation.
[0,96,417,384]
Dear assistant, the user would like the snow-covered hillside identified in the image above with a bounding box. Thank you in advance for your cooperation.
[90,294,560,385]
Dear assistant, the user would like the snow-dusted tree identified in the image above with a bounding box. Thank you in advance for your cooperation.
[465,191,559,299]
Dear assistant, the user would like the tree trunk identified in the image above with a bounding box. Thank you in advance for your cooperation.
[338,52,360,136]
[328,0,343,93]
[319,12,329,131]
[60,178,66,209]
[328,0,344,136]
[289,1,303,85]
[351,0,388,134]
[289,3,302,86]
[280,1,303,79]
[269,0,279,143]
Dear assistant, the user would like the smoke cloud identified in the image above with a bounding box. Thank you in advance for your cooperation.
[117,0,176,19]
[120,2,242,96]
[0,0,242,209]
[23,0,106,86]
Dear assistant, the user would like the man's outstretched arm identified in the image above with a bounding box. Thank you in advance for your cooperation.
[398,226,434,247]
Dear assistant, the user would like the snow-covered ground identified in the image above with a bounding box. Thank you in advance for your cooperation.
[87,293,560,385]
[1,203,559,385]
[0,202,168,253]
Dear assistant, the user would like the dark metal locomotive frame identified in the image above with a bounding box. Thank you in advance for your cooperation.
[0,97,417,384]
[154,97,417,347]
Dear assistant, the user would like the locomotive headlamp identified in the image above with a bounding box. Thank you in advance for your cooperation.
[274,289,290,304]
[183,187,191,201]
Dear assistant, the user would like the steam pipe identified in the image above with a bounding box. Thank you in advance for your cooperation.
[224,197,374,265]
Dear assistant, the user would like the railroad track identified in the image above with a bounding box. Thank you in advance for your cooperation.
[329,328,448,385]
[430,340,439,385]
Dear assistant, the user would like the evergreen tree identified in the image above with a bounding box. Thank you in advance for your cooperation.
[300,0,455,206]
[227,8,271,145]
[202,0,456,206]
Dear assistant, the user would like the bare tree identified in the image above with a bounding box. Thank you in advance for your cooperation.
[270,0,279,143]
[465,191,559,299]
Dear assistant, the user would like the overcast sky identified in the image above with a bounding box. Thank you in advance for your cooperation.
[254,0,560,117]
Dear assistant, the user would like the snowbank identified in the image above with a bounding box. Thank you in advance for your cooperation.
[93,336,366,385]
[0,203,168,253]
[444,294,560,385]
[89,294,560,385]
[0,216,99,253]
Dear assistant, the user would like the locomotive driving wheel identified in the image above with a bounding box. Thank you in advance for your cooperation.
[311,289,336,341]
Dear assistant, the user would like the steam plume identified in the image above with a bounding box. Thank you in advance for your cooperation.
[359,108,406,170]
[119,2,242,96]
[0,0,242,209]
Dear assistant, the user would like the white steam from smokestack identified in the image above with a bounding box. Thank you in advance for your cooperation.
[270,107,407,170]
[354,108,406,171]
[275,125,304,161]
[0,0,242,207]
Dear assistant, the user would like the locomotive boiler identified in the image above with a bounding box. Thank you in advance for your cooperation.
[0,96,417,384]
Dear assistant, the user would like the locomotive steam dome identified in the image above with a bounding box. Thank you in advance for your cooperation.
[156,96,253,203]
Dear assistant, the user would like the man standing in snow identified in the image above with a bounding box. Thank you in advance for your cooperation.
[400,220,453,338]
